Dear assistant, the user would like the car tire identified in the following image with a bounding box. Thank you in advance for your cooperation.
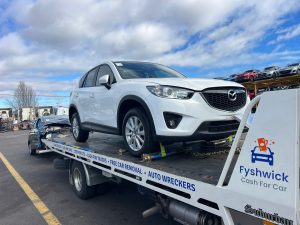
[71,161,96,199]
[122,108,158,157]
[28,142,36,155]
[71,113,89,142]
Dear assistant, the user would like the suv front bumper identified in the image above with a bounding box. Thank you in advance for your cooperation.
[145,91,248,142]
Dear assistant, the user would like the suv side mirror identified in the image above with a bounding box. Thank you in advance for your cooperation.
[99,74,111,89]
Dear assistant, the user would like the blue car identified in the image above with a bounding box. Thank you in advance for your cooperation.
[28,115,70,155]
[251,146,274,166]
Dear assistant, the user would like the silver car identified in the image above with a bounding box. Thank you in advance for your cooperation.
[278,63,300,77]
[261,66,279,78]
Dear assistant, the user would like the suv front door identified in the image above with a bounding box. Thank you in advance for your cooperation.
[89,64,117,129]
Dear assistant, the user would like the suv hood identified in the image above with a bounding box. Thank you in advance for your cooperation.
[127,78,243,91]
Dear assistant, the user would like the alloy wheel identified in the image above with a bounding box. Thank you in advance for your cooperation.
[73,168,83,192]
[72,117,79,138]
[125,116,145,152]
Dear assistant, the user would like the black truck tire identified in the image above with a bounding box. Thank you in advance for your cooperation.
[71,161,96,200]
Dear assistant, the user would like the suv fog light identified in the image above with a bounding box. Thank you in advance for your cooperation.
[163,112,182,129]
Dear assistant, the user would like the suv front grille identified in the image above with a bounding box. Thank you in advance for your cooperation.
[201,87,247,112]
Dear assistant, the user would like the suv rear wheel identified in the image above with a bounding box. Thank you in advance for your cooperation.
[71,113,89,142]
[122,108,158,157]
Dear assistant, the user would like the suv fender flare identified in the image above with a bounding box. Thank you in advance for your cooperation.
[117,95,156,136]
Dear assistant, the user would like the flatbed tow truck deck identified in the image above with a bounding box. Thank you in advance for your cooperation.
[55,133,236,186]
[41,89,300,225]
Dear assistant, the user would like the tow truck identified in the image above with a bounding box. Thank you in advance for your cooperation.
[40,89,300,225]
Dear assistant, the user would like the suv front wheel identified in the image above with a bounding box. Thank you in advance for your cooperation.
[122,108,158,157]
[71,113,89,142]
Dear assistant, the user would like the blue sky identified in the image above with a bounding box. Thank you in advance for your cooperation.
[0,0,300,108]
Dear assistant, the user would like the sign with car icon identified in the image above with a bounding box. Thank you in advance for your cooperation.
[251,138,274,166]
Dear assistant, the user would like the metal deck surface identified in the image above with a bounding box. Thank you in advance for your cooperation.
[57,133,239,185]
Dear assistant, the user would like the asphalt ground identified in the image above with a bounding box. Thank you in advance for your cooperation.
[0,130,176,225]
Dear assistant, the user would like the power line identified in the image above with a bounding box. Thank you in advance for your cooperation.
[0,94,69,98]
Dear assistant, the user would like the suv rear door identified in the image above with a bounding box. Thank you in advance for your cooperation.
[77,67,98,123]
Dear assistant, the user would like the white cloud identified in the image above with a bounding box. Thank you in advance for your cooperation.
[277,24,300,42]
[0,0,300,107]
[0,33,27,58]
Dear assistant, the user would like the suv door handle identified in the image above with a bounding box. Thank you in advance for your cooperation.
[90,93,95,98]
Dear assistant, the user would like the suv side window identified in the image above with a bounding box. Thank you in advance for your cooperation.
[83,68,98,87]
[79,73,87,88]
[96,64,116,86]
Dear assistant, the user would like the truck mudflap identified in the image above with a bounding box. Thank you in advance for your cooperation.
[42,89,300,225]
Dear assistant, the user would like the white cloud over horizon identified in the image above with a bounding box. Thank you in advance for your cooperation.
[1,0,300,106]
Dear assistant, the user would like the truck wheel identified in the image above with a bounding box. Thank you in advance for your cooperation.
[71,113,89,142]
[28,142,36,155]
[122,108,158,157]
[71,161,96,199]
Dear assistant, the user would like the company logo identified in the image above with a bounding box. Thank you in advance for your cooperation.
[227,89,237,101]
[251,138,274,166]
[244,205,293,225]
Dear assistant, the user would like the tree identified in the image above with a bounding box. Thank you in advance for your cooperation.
[6,81,38,109]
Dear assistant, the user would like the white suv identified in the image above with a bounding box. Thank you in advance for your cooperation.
[70,61,248,156]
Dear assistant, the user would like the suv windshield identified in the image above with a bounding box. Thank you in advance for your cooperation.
[288,63,299,67]
[114,62,186,79]
[264,67,275,70]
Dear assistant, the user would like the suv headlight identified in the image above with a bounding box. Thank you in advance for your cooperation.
[147,85,194,99]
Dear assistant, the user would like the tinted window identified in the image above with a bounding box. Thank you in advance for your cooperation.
[96,64,115,86]
[114,62,186,79]
[83,68,98,87]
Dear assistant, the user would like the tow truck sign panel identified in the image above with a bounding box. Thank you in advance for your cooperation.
[228,90,299,224]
